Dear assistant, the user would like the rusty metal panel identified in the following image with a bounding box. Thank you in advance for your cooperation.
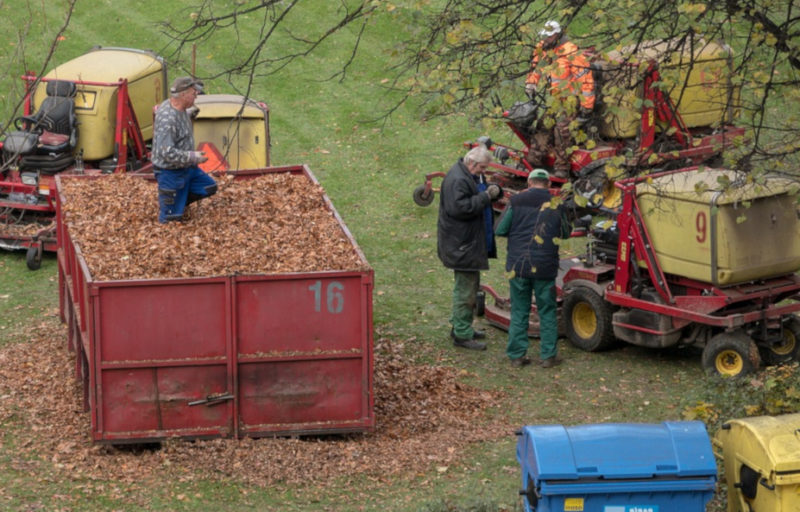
[96,280,229,361]
[91,279,234,441]
[99,365,231,437]
[235,272,373,436]
[238,358,366,433]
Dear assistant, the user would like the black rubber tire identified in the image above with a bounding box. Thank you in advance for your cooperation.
[412,184,434,207]
[562,287,615,351]
[761,316,800,365]
[474,290,485,317]
[26,245,42,271]
[702,331,761,377]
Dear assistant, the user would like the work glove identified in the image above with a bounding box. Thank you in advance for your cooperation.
[577,106,592,124]
[525,82,537,99]
[493,146,509,162]
[486,184,502,201]
[190,151,208,164]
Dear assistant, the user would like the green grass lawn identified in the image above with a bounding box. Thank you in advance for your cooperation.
[0,2,752,511]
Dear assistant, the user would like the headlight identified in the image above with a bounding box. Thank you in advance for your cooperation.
[20,172,38,186]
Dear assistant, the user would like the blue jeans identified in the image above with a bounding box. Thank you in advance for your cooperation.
[155,166,217,223]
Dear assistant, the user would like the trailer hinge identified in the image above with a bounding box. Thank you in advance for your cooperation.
[188,392,234,407]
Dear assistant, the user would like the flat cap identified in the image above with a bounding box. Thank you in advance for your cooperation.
[170,76,204,94]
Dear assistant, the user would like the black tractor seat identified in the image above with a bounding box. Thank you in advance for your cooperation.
[3,79,78,173]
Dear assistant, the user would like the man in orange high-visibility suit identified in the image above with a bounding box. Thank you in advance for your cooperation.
[525,20,595,177]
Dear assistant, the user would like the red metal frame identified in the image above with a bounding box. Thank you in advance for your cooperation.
[638,63,690,156]
[599,169,800,330]
[15,73,150,171]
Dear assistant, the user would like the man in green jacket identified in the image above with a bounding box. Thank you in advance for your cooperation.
[495,169,571,367]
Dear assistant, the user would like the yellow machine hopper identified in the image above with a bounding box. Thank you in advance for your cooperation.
[636,168,800,285]
[33,46,167,163]
[193,94,270,171]
[598,39,740,139]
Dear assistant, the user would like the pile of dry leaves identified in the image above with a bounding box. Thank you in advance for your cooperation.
[0,320,511,491]
[0,219,53,237]
[59,172,369,281]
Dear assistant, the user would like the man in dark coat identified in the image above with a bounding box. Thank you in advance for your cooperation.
[437,145,502,350]
[495,169,571,367]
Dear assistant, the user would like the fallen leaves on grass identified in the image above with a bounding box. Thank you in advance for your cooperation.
[0,320,511,494]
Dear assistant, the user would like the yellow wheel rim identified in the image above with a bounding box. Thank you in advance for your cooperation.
[572,302,597,340]
[772,330,797,356]
[715,349,744,376]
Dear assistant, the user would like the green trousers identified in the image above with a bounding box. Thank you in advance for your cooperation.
[451,270,480,339]
[506,277,558,360]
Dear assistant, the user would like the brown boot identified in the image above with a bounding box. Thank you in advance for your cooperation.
[510,356,532,368]
[540,356,562,368]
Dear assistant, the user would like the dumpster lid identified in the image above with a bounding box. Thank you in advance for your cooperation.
[520,421,716,480]
[722,413,800,474]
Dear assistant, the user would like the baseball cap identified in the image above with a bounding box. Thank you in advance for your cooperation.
[530,168,550,180]
[170,76,204,94]
[538,20,561,38]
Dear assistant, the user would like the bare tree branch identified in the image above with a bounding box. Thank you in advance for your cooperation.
[386,0,800,173]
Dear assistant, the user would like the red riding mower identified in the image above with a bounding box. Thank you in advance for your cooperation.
[0,47,166,269]
[479,167,800,377]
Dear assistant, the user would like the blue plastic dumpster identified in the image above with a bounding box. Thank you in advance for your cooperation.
[516,421,717,512]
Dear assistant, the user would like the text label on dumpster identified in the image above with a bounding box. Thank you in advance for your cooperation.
[308,280,345,314]
[603,506,658,512]
[564,497,584,511]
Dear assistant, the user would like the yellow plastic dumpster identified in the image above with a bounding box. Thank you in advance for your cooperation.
[714,413,800,512]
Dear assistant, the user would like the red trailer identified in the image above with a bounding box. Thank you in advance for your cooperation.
[56,165,374,443]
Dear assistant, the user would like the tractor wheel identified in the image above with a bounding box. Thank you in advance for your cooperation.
[474,290,486,317]
[26,245,42,271]
[702,331,761,377]
[761,316,800,365]
[563,287,615,351]
[412,185,434,207]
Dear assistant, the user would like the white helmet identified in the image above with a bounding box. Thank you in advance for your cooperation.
[539,20,562,38]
